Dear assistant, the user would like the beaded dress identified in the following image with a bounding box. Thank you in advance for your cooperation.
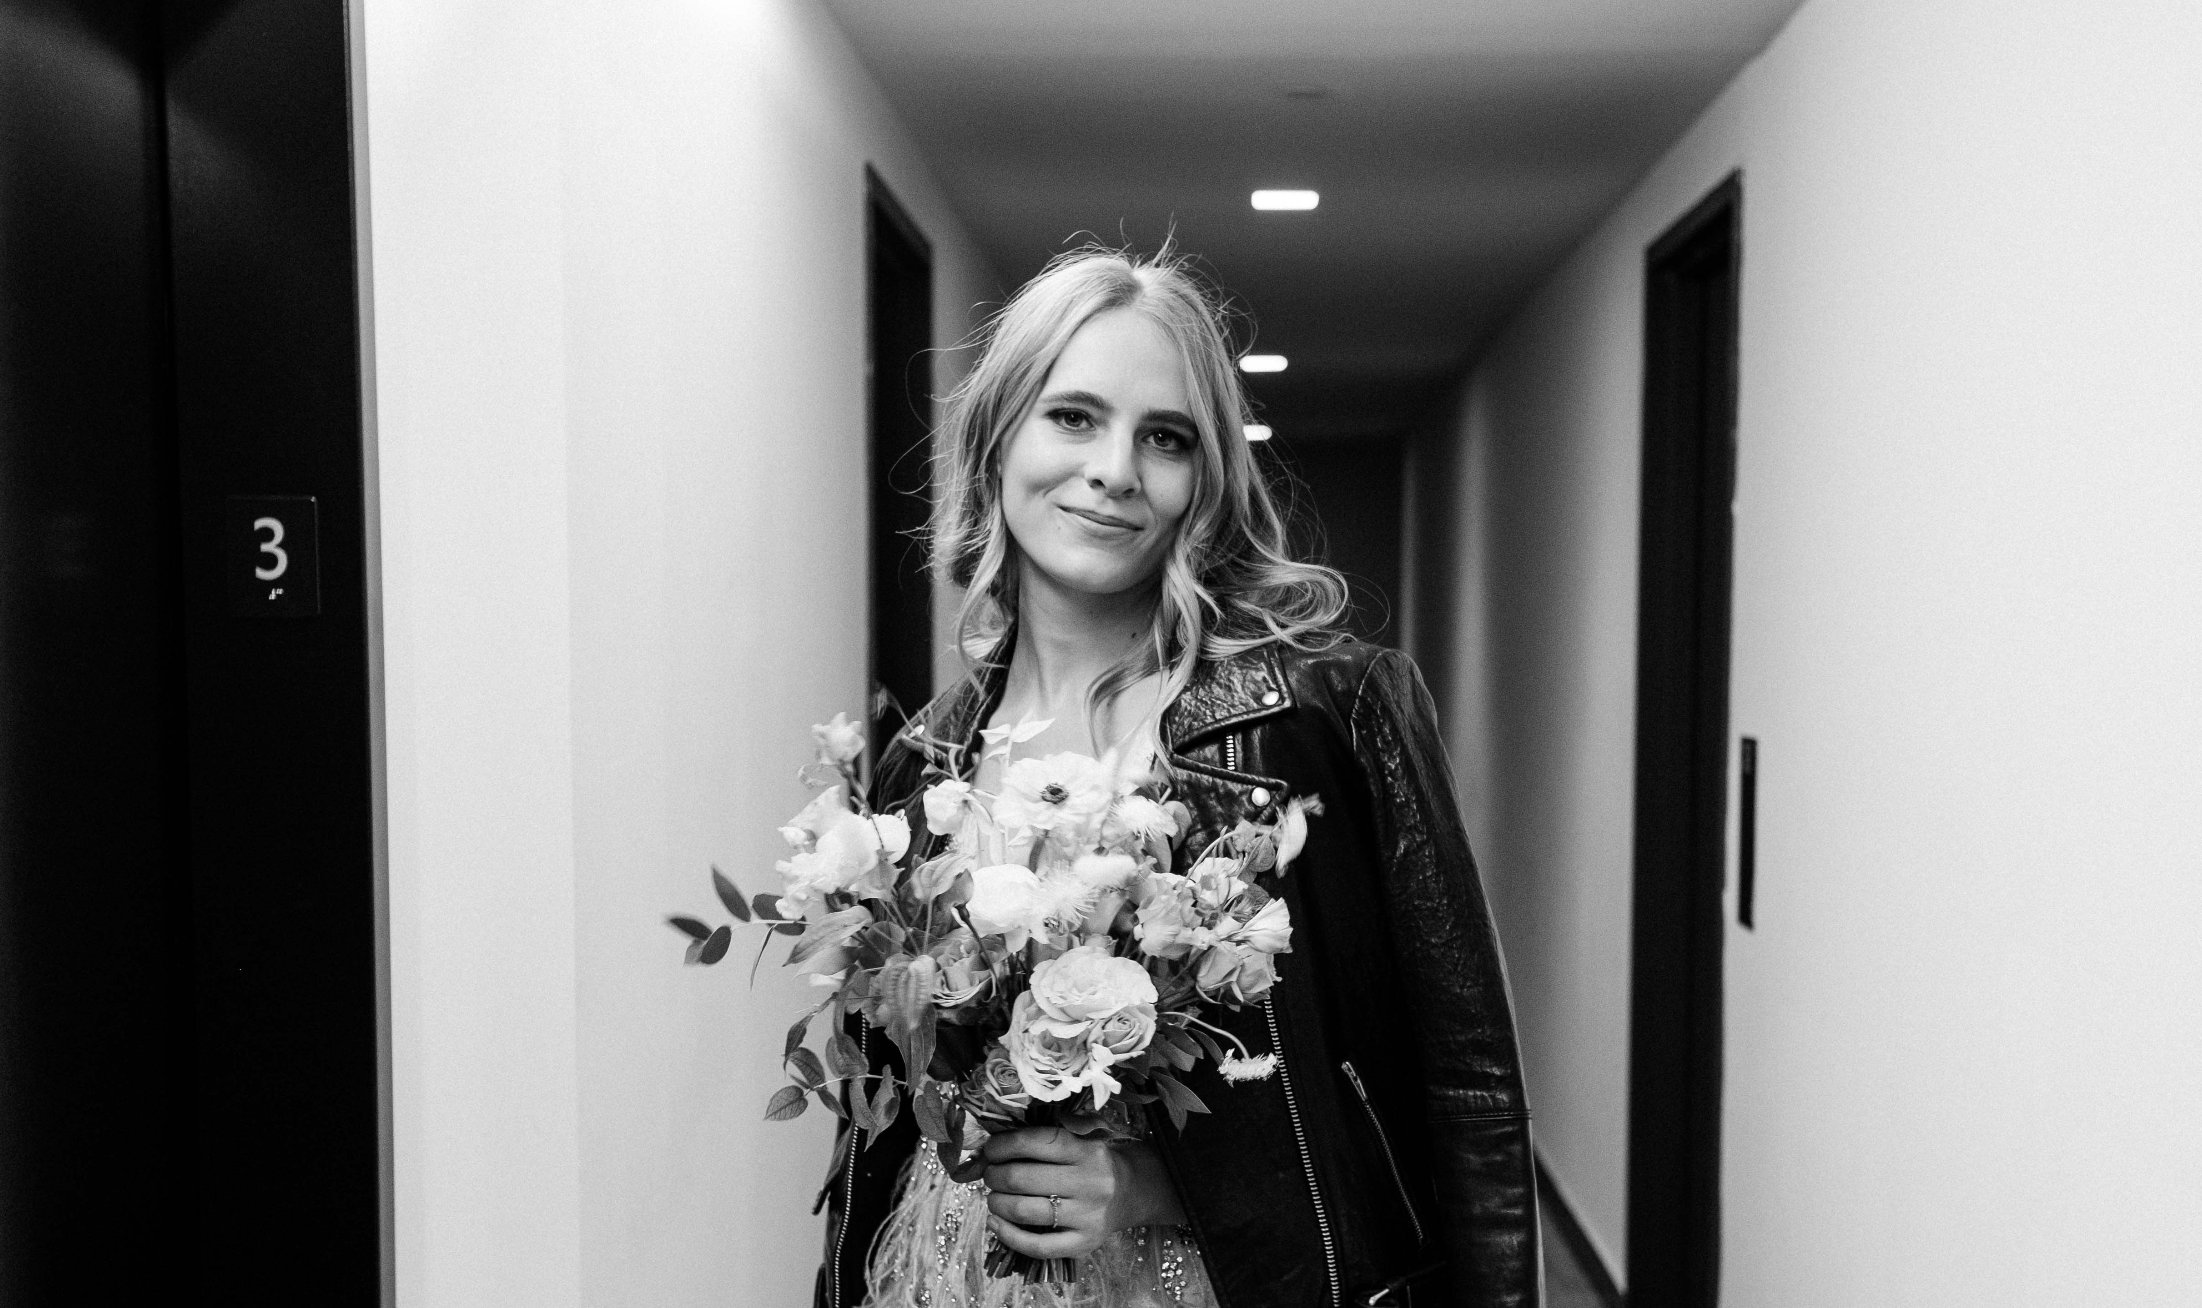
[860,1143,1217,1308]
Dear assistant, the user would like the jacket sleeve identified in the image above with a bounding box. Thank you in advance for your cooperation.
[1348,649,1542,1308]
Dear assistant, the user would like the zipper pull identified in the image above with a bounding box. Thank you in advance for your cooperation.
[1341,1060,1369,1102]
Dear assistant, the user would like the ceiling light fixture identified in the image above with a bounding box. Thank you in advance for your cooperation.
[1250,190,1319,211]
[1238,354,1288,373]
[1244,424,1273,442]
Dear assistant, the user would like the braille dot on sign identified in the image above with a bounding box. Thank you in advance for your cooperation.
[1260,690,1281,706]
[1250,787,1272,807]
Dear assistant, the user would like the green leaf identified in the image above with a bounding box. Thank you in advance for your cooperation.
[765,1085,809,1121]
[773,921,806,935]
[713,867,752,922]
[936,1139,963,1181]
[787,1047,826,1089]
[785,1013,815,1059]
[948,1149,989,1184]
[752,893,786,921]
[849,1079,879,1133]
[667,915,712,941]
[913,1082,952,1144]
[684,938,705,966]
[815,1086,848,1120]
[1157,1037,1195,1071]
[789,907,869,965]
[871,1078,902,1134]
[1150,1073,1210,1133]
[827,1034,867,1079]
[698,924,733,966]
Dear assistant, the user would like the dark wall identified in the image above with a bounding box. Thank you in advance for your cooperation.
[1276,435,1407,648]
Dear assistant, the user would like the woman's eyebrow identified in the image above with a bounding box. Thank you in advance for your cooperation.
[1143,408,1197,430]
[1039,389,1113,413]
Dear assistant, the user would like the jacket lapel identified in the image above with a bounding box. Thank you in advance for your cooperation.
[1163,644,1297,752]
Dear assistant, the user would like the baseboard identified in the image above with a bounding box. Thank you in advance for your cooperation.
[1534,1152,1625,1308]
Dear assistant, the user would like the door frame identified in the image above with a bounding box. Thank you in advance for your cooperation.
[1626,171,1742,1308]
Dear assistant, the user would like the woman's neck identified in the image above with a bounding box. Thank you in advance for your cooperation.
[996,559,1160,753]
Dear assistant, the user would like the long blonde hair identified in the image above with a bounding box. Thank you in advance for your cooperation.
[931,244,1348,737]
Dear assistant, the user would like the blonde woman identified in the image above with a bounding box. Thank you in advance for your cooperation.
[822,247,1539,1308]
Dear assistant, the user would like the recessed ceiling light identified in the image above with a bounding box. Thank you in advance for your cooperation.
[1238,354,1288,373]
[1244,424,1273,442]
[1250,190,1319,211]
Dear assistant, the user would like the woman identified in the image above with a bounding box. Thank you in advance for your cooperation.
[820,247,1539,1308]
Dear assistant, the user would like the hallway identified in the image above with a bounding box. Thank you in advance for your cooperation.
[5,0,2199,1303]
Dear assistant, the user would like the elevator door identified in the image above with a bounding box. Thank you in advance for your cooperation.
[0,1,385,1299]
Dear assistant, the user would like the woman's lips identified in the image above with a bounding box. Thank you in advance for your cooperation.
[1061,505,1141,532]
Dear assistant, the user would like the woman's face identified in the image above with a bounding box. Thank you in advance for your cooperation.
[999,308,1199,602]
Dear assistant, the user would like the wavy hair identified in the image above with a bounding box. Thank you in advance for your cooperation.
[930,243,1349,742]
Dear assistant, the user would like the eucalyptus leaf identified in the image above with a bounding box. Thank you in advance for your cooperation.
[773,922,806,935]
[713,867,752,922]
[667,915,712,941]
[684,938,705,966]
[752,893,786,922]
[948,1150,989,1184]
[765,1085,809,1122]
[698,924,733,966]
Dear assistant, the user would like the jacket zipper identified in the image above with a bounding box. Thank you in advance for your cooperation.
[832,1024,868,1308]
[1224,733,1241,772]
[1339,1061,1427,1246]
[1265,1000,1340,1307]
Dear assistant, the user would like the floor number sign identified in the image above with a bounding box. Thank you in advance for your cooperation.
[226,495,320,617]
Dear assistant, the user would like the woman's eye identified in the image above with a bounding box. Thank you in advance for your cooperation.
[1145,428,1193,453]
[1049,408,1094,431]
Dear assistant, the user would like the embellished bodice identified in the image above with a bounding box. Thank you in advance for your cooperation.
[859,1143,1216,1308]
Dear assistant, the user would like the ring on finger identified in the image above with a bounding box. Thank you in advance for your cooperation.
[1048,1194,1062,1231]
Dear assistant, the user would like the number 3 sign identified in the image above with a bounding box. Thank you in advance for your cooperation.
[227,495,320,617]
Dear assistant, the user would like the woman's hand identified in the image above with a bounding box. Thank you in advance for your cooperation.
[980,1126,1187,1260]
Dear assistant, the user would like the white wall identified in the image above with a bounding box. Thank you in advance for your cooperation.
[361,2,993,1303]
[1431,0,2202,1299]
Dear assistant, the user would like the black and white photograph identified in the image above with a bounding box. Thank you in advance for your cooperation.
[2,1,2196,1305]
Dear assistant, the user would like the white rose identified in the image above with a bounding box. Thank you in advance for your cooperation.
[1027,943,1158,1025]
[966,863,1048,947]
[1006,990,1099,1104]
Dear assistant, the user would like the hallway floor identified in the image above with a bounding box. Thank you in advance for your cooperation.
[1542,1206,1611,1308]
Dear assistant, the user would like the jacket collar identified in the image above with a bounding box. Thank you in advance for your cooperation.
[1162,643,1296,751]
[907,639,1297,761]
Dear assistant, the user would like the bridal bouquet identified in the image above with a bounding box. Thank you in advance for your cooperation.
[670,712,1317,1282]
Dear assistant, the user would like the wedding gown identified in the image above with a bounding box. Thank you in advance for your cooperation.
[861,1142,1218,1308]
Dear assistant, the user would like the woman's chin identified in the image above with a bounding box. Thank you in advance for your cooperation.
[1026,556,1158,602]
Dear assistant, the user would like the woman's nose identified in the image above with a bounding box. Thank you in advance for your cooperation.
[1083,424,1140,496]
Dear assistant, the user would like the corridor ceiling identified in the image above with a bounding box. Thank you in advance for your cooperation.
[824,0,1805,441]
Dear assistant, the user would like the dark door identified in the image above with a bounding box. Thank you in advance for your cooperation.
[1285,434,1406,647]
[0,1,385,1299]
[867,170,935,742]
[1626,173,1741,1308]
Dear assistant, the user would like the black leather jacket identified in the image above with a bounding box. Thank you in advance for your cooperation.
[819,639,1540,1308]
